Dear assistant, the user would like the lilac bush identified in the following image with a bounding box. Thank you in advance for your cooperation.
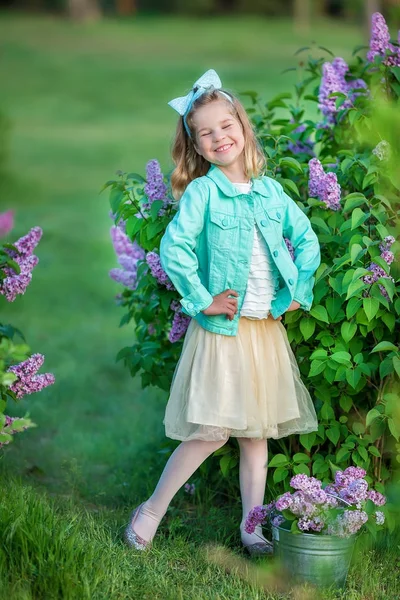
[0,220,55,449]
[246,469,387,538]
[104,12,399,494]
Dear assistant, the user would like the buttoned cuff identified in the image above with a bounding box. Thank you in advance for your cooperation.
[180,286,214,317]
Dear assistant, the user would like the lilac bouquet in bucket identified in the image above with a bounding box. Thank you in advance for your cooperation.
[246,468,387,539]
[245,469,389,588]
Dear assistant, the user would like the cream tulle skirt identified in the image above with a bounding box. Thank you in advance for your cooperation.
[164,316,318,442]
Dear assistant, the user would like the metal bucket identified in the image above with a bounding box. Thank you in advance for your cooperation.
[272,524,356,588]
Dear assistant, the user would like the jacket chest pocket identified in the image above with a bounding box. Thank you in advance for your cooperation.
[208,212,239,248]
[265,205,284,234]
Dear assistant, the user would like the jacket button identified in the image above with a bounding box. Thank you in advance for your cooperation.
[273,250,279,257]
[188,302,194,309]
[288,278,294,285]
[260,219,267,226]
[222,219,227,226]
[276,212,281,219]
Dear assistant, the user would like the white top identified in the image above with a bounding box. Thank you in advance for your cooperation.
[234,182,279,319]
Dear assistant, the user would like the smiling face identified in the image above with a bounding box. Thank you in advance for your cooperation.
[191,99,246,180]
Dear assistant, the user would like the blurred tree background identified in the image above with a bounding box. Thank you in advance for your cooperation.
[0,0,399,24]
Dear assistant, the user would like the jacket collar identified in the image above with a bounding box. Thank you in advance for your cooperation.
[205,164,269,198]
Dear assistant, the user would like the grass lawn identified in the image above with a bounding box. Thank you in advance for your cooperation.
[0,13,398,599]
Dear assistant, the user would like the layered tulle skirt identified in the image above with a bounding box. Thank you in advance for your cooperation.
[164,316,318,442]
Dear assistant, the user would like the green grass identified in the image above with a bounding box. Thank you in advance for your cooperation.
[1,479,399,600]
[1,13,398,599]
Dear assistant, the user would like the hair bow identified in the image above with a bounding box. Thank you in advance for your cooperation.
[168,69,232,137]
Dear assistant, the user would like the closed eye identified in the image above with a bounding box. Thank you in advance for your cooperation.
[222,125,232,129]
[201,131,211,137]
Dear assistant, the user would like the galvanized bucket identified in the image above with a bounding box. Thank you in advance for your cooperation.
[272,524,356,588]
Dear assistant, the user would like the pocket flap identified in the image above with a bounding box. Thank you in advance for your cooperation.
[209,212,239,229]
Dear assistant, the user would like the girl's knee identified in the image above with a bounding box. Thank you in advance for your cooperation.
[209,437,228,453]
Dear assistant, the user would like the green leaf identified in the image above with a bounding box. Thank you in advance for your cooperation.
[393,356,400,378]
[310,305,330,323]
[279,157,303,175]
[388,418,400,441]
[309,360,326,377]
[300,432,317,452]
[350,243,363,265]
[358,446,368,461]
[336,447,351,463]
[346,369,361,389]
[290,520,301,534]
[331,351,352,365]
[363,297,379,321]
[343,192,367,212]
[150,200,164,221]
[371,341,398,353]
[351,207,368,230]
[346,298,362,319]
[299,318,315,341]
[368,445,381,458]
[341,321,357,343]
[220,454,232,477]
[326,426,340,446]
[340,395,353,412]
[310,217,331,235]
[346,279,367,300]
[352,422,365,435]
[273,467,289,484]
[126,215,144,239]
[366,409,381,428]
[268,454,289,468]
[126,172,146,183]
[109,187,124,213]
[293,452,310,463]
[293,463,310,476]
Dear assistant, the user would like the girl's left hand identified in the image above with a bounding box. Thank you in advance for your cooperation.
[286,300,301,312]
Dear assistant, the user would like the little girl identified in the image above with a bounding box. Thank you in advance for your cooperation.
[125,69,320,556]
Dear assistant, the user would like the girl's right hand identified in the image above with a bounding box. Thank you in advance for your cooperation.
[202,289,239,321]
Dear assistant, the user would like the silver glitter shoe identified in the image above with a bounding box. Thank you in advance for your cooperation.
[124,503,150,551]
[243,539,274,557]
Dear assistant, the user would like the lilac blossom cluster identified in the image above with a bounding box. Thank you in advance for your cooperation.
[308,158,341,211]
[7,353,55,400]
[0,226,42,302]
[146,251,175,291]
[367,13,400,67]
[168,299,191,343]
[143,159,171,216]
[362,235,396,300]
[318,57,367,125]
[245,468,387,539]
[109,223,145,291]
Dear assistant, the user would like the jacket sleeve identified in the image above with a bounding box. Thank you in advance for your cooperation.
[279,185,321,311]
[160,179,214,318]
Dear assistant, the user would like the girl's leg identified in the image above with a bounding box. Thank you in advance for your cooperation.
[237,437,269,546]
[132,438,227,542]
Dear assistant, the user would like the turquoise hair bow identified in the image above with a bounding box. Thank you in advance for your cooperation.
[168,69,232,137]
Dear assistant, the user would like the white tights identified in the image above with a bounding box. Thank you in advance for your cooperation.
[132,437,269,546]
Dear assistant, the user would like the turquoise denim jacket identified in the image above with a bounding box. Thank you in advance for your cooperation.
[160,165,321,336]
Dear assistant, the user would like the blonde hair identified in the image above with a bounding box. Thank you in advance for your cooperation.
[170,89,265,199]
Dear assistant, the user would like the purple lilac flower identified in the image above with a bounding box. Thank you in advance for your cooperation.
[275,491,293,511]
[372,140,391,161]
[143,159,169,215]
[184,483,196,495]
[0,227,42,302]
[367,13,392,62]
[7,354,55,400]
[287,123,315,157]
[0,210,14,237]
[363,236,396,300]
[327,509,368,537]
[375,511,385,525]
[168,310,191,343]
[109,225,145,290]
[335,467,367,489]
[147,323,156,336]
[271,515,285,527]
[379,236,395,252]
[368,490,386,506]
[245,505,269,534]
[284,238,295,261]
[318,58,367,125]
[308,158,341,211]
[339,479,369,505]
[146,251,175,291]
